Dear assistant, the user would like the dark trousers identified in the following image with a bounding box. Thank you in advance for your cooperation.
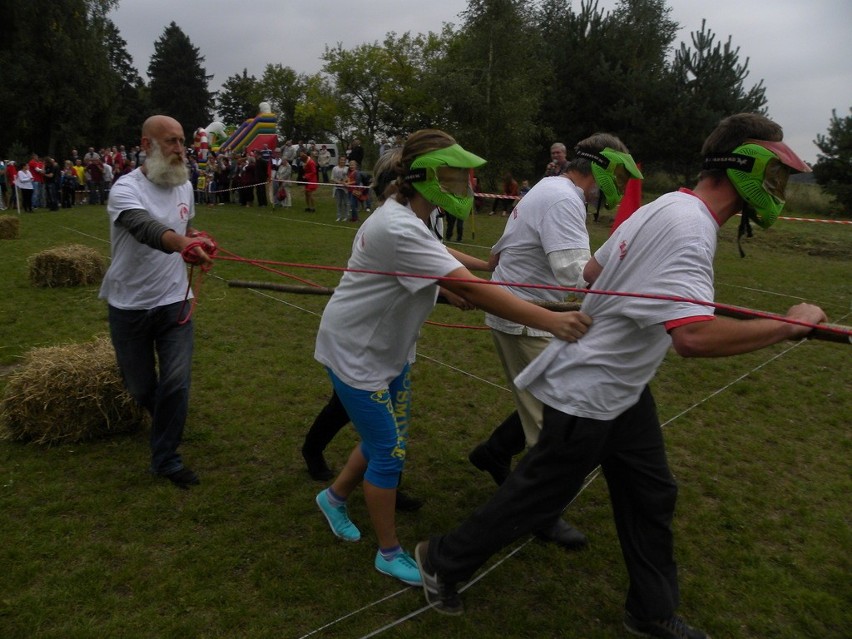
[302,391,349,456]
[108,302,194,476]
[445,215,464,241]
[428,386,679,621]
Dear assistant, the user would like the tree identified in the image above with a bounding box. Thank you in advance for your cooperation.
[436,0,549,185]
[216,69,263,126]
[813,108,852,215]
[322,41,392,155]
[0,0,120,157]
[147,22,215,134]
[258,64,307,139]
[96,19,150,147]
[322,30,452,166]
[665,19,767,177]
[533,0,678,171]
[293,74,344,143]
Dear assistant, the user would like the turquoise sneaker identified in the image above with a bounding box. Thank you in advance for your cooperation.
[316,489,361,542]
[374,549,422,586]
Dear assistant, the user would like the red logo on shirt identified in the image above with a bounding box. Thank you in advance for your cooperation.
[618,240,628,261]
[178,203,190,221]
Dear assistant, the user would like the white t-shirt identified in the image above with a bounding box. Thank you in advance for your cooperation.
[99,168,195,310]
[315,198,462,390]
[516,190,719,420]
[486,176,589,336]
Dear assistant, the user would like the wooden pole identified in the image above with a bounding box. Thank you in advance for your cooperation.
[226,280,851,344]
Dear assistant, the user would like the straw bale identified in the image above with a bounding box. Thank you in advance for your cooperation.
[28,243,106,287]
[0,336,147,445]
[0,215,19,239]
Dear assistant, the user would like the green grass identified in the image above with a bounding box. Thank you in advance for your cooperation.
[1,187,850,639]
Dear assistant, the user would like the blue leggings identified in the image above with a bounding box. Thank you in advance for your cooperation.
[326,365,411,489]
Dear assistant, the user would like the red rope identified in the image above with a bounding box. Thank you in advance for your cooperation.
[211,253,850,340]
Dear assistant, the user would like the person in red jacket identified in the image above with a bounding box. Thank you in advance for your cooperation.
[301,150,318,212]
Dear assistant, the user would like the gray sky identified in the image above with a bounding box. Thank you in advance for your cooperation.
[109,0,852,164]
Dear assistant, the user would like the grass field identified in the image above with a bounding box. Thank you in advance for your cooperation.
[1,186,850,639]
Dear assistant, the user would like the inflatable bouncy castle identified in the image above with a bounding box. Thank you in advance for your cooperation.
[193,128,210,169]
[217,102,278,155]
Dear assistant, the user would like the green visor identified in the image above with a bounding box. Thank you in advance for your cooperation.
[406,143,487,220]
[574,147,643,209]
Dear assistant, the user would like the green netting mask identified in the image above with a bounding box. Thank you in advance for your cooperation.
[702,139,810,228]
[406,144,486,220]
[574,147,643,209]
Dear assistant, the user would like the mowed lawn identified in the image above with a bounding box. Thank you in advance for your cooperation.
[1,189,850,639]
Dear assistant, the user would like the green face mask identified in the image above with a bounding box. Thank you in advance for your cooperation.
[574,147,643,209]
[703,140,810,228]
[406,144,486,220]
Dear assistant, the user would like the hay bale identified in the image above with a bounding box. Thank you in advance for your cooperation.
[28,243,106,287]
[0,336,147,445]
[0,215,19,239]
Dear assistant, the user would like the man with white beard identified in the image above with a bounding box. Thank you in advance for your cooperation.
[100,115,216,490]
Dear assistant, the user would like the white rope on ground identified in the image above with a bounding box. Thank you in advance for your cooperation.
[53,219,846,639]
[350,336,834,639]
[293,587,412,639]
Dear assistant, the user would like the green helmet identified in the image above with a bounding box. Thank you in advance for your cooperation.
[405,144,486,220]
[574,147,643,209]
[702,139,811,228]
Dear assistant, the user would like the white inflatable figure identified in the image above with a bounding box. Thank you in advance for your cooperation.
[259,101,271,114]
[205,121,227,148]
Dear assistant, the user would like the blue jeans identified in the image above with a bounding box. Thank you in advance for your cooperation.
[108,302,194,475]
[32,181,44,208]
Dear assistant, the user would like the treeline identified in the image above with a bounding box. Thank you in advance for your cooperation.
[3,0,848,206]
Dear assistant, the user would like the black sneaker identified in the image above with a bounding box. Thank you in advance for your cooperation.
[414,541,463,615]
[623,611,709,639]
[533,518,588,550]
[468,442,511,486]
[164,467,200,490]
[302,450,334,481]
[395,490,424,512]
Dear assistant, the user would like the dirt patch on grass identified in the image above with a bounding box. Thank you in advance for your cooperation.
[772,233,852,260]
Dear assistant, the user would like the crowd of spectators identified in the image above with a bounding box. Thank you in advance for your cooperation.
[1,145,141,211]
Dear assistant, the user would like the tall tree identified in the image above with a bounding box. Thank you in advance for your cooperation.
[216,69,263,126]
[813,107,852,215]
[321,30,451,166]
[665,19,768,177]
[0,0,119,157]
[96,19,149,147]
[534,0,678,171]
[322,41,392,154]
[147,22,215,135]
[293,73,344,143]
[258,64,307,139]
[436,0,549,185]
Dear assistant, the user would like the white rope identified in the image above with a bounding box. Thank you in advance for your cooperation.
[53,218,844,639]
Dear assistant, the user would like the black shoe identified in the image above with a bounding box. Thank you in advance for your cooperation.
[468,443,511,486]
[302,450,334,481]
[395,490,424,512]
[534,518,587,550]
[623,611,709,638]
[414,541,463,615]
[164,467,200,490]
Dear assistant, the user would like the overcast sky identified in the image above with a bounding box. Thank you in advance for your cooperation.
[108,0,852,164]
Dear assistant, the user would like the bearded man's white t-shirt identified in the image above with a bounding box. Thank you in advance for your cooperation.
[99,168,195,310]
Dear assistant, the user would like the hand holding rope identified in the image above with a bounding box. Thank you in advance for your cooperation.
[181,230,218,271]
[177,230,218,325]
